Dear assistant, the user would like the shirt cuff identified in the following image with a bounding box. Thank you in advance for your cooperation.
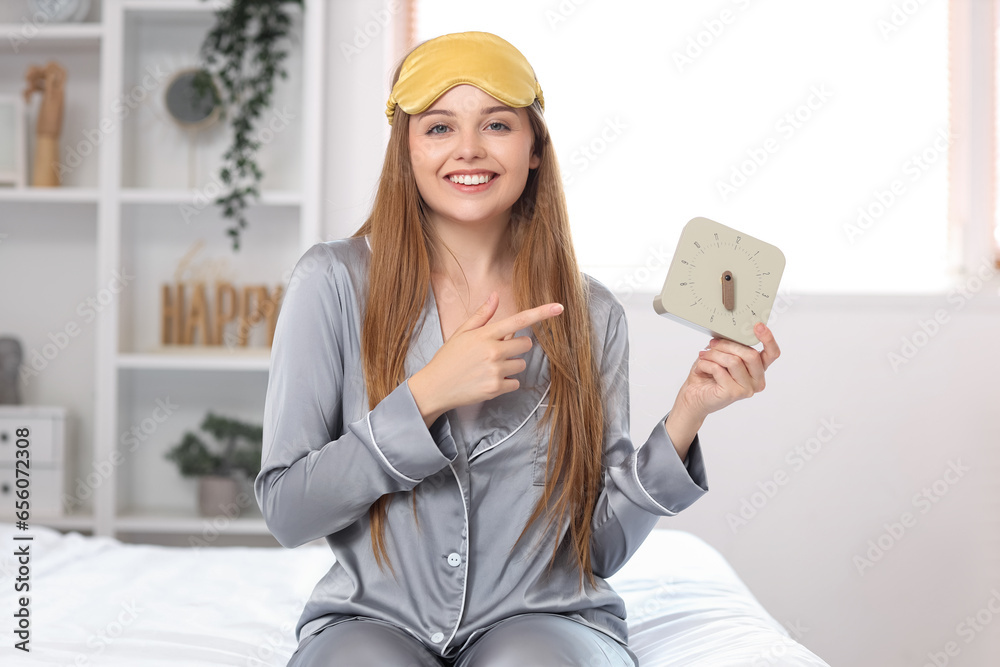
[633,410,709,515]
[362,378,458,484]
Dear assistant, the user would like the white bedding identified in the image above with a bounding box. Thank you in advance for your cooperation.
[0,524,829,666]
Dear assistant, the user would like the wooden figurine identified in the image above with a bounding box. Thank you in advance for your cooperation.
[23,61,67,187]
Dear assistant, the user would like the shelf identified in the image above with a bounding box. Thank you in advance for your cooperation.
[115,510,269,535]
[118,348,271,371]
[121,0,248,13]
[0,22,103,52]
[119,188,302,207]
[33,511,95,532]
[0,0,324,547]
[120,1,302,17]
[0,187,100,203]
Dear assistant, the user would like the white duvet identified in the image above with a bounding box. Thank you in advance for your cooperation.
[0,524,829,666]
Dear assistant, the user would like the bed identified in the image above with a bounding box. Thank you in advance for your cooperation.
[0,523,829,666]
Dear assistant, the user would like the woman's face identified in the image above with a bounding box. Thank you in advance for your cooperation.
[408,84,541,229]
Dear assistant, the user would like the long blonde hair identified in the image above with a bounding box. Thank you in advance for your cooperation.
[350,50,605,593]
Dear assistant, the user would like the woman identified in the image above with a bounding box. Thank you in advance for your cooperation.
[256,31,780,667]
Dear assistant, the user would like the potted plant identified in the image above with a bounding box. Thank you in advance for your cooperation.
[164,411,264,517]
[195,0,303,252]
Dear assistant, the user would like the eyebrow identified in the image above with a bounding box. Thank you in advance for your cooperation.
[420,105,518,119]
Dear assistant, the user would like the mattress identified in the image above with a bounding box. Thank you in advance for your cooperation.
[0,523,829,666]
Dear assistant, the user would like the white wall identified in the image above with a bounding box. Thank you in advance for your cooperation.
[626,290,1000,667]
[317,4,1000,666]
[320,0,403,242]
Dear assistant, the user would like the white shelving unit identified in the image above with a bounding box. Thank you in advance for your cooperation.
[2,0,326,545]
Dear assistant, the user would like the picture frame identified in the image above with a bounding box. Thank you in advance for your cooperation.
[0,94,26,188]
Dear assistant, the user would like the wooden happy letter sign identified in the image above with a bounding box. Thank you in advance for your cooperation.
[161,281,283,347]
[159,242,284,348]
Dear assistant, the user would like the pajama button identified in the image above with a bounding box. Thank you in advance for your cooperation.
[431,632,444,643]
[447,552,461,566]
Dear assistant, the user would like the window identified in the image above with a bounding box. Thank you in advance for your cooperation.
[414,0,954,294]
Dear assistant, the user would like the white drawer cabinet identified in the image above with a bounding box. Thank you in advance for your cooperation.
[0,406,69,519]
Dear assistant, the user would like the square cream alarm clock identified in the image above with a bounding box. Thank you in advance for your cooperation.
[653,217,785,346]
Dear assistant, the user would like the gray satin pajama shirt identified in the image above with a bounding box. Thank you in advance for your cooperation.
[254,236,710,665]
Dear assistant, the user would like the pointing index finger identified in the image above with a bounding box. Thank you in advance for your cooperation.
[491,303,564,340]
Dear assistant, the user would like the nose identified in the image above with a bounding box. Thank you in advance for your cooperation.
[452,127,486,161]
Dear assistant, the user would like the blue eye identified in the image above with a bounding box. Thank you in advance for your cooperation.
[427,124,449,135]
[488,121,510,131]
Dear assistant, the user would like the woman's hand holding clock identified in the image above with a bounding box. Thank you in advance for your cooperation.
[664,322,781,461]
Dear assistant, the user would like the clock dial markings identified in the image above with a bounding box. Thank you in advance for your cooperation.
[654,218,783,345]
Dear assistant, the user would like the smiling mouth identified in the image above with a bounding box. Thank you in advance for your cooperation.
[447,173,496,185]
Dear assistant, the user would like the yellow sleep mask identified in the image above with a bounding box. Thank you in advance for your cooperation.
[385,31,544,125]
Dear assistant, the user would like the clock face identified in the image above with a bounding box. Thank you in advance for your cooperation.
[654,217,785,346]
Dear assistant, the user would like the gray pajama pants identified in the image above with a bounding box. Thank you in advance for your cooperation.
[286,613,641,667]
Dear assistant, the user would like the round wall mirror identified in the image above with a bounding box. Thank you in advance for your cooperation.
[164,68,222,130]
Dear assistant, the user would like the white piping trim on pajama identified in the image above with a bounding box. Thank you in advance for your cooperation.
[632,435,678,517]
[443,460,470,653]
[467,383,552,463]
[365,410,420,485]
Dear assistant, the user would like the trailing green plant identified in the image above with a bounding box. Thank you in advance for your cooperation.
[164,412,264,479]
[195,0,303,251]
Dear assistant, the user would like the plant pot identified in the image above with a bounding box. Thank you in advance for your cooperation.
[197,475,239,517]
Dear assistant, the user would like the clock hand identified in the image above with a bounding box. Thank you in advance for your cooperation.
[722,271,735,311]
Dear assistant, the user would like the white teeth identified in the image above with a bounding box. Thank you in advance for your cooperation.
[449,173,493,185]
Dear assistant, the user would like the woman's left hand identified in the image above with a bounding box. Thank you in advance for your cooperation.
[674,322,781,422]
